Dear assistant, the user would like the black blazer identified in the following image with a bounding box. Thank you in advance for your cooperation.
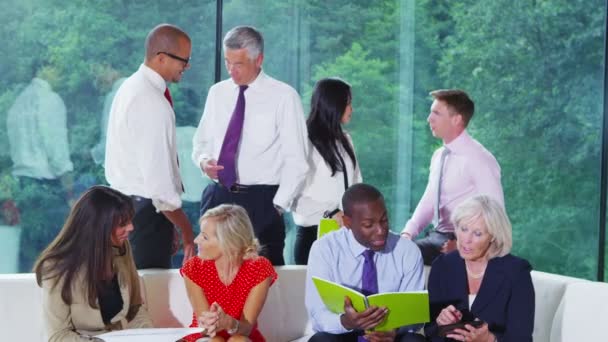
[424,251,535,342]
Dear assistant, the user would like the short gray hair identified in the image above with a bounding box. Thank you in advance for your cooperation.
[223,26,264,60]
[451,195,512,259]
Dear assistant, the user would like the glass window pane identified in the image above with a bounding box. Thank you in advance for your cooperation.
[423,0,604,279]
[221,0,606,278]
[1,0,605,279]
[0,0,216,273]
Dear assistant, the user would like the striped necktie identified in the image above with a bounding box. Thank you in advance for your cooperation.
[433,147,450,228]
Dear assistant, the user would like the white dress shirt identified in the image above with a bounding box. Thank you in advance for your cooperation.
[105,64,183,211]
[468,294,477,310]
[292,133,362,226]
[7,78,73,179]
[192,70,309,209]
[402,130,504,237]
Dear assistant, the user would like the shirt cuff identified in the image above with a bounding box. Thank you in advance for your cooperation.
[313,312,351,335]
[403,222,421,238]
[197,156,215,179]
[338,314,354,333]
[152,198,180,212]
[273,195,291,213]
[197,155,208,168]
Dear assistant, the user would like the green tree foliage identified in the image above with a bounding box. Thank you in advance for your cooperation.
[432,0,604,278]
[309,43,395,204]
[0,0,217,271]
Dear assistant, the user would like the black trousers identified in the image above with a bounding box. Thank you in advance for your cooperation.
[199,182,285,265]
[415,230,456,265]
[294,225,318,265]
[308,331,426,342]
[129,196,174,269]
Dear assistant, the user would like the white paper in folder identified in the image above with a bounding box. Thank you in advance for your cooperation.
[97,327,206,342]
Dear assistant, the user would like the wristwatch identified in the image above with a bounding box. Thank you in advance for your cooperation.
[227,318,240,335]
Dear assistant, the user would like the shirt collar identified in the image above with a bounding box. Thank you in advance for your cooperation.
[31,77,51,90]
[229,69,267,90]
[346,228,385,258]
[138,63,168,93]
[445,129,472,154]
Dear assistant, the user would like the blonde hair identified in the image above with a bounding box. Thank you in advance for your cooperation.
[200,204,260,269]
[451,195,512,259]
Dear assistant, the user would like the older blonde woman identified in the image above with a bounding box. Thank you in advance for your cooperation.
[425,195,534,342]
[181,204,277,342]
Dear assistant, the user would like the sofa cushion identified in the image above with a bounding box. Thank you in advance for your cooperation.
[139,269,192,328]
[550,281,608,341]
[257,265,313,342]
[530,270,587,342]
[0,273,46,341]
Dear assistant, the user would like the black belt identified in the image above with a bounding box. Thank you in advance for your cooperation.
[226,183,250,193]
[130,195,150,201]
[216,182,278,194]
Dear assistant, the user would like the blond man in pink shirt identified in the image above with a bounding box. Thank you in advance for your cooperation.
[401,89,504,265]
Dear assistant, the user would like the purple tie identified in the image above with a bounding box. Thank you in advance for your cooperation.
[362,249,378,295]
[218,85,248,188]
[359,250,378,342]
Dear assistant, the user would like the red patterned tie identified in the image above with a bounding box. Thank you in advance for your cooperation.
[164,87,184,192]
[164,87,173,107]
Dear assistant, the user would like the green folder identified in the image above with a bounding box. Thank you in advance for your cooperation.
[311,276,430,331]
[317,218,340,239]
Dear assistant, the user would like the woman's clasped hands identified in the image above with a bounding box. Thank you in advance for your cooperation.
[198,302,234,337]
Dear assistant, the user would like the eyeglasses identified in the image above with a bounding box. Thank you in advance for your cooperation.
[157,51,190,65]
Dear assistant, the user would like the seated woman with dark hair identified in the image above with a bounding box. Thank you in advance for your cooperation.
[34,185,152,341]
[425,195,534,342]
[181,204,277,342]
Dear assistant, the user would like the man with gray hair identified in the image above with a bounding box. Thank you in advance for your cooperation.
[192,25,308,265]
[106,23,195,269]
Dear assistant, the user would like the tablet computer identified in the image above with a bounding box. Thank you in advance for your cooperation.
[437,320,485,337]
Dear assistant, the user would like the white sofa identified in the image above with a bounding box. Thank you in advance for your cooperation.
[0,266,605,341]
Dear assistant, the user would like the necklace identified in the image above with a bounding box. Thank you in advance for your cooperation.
[466,264,486,279]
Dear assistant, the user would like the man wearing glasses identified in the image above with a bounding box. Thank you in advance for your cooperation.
[105,23,195,269]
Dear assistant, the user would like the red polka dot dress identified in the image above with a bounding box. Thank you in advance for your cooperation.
[180,256,277,342]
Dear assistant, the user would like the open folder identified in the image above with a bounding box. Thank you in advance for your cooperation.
[311,276,430,331]
[97,328,205,342]
[317,218,341,239]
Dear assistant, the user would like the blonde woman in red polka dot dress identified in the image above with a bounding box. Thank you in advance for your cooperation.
[180,204,277,342]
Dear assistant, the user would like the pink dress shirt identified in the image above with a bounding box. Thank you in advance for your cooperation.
[403,130,504,236]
